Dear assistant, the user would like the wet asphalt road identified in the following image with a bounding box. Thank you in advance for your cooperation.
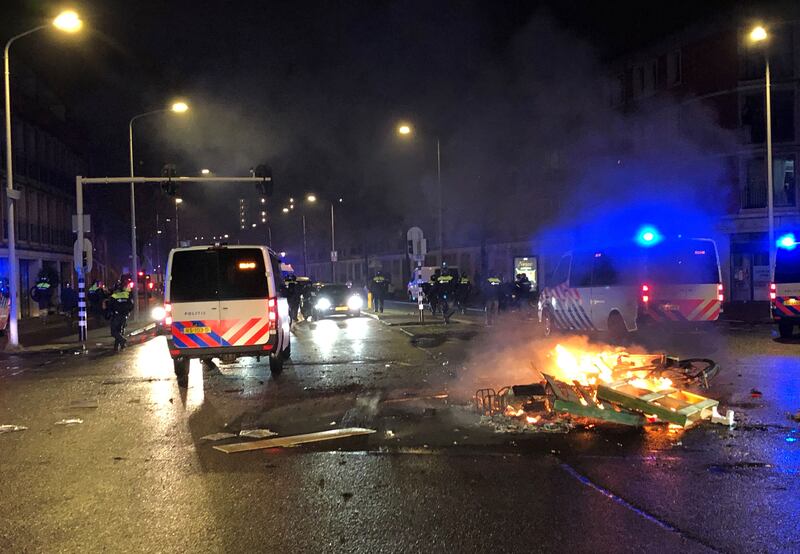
[0,313,798,553]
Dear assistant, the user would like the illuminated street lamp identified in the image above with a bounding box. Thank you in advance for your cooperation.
[174,198,183,247]
[4,10,83,347]
[748,24,775,271]
[397,122,443,265]
[128,100,189,318]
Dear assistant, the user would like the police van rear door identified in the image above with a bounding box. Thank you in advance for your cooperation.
[644,239,722,323]
[217,248,275,349]
[590,249,639,331]
[168,249,222,350]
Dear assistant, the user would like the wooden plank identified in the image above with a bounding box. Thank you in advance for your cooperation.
[542,373,581,404]
[213,428,377,454]
[597,382,718,427]
[552,398,645,426]
[639,389,678,402]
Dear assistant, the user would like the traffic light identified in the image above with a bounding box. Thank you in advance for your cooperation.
[253,164,274,197]
[160,164,178,196]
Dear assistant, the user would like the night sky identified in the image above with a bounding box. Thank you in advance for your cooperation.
[0,0,773,260]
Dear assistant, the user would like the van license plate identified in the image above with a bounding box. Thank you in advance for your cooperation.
[183,326,211,334]
[335,306,348,312]
[660,304,679,311]
[785,298,799,306]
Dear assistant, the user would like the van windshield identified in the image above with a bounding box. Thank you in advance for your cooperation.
[775,248,800,284]
[170,248,269,302]
[645,240,719,284]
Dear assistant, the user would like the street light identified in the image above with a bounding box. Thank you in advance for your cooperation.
[4,10,83,347]
[128,101,189,319]
[748,24,775,272]
[397,122,443,265]
[174,197,183,247]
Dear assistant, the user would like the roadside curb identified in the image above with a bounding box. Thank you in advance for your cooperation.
[1,321,157,354]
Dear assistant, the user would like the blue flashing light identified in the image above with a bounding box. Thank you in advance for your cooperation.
[635,226,663,247]
[777,233,797,251]
[786,437,798,444]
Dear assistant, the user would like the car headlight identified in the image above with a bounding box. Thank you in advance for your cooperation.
[151,306,167,321]
[315,298,332,310]
[347,295,363,310]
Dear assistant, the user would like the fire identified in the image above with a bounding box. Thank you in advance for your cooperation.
[549,344,672,392]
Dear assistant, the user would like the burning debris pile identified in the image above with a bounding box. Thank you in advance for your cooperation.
[475,344,732,434]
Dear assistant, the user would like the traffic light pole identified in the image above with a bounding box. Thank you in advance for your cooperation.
[74,174,272,346]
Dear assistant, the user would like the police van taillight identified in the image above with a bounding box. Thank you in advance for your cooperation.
[717,284,724,303]
[268,298,278,325]
[165,302,173,326]
[641,284,650,304]
[770,283,777,301]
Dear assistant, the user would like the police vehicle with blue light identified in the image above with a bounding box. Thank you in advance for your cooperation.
[539,228,723,339]
[771,233,800,338]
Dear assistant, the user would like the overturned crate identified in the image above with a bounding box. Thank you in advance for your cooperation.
[542,374,645,427]
[597,379,719,427]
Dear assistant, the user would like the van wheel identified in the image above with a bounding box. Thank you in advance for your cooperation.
[608,312,628,342]
[778,322,794,338]
[269,353,284,375]
[282,342,291,360]
[173,358,190,387]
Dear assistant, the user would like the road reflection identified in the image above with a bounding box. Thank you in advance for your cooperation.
[308,316,370,357]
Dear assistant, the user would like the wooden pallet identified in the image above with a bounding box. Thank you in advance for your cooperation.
[542,374,645,427]
[597,380,718,427]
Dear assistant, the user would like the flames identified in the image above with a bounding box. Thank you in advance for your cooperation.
[548,344,673,393]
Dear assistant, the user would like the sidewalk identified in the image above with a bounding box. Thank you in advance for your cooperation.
[2,315,156,353]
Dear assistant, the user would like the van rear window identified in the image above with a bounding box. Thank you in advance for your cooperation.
[170,250,219,302]
[645,240,719,284]
[170,248,269,302]
[218,249,269,300]
[775,249,800,284]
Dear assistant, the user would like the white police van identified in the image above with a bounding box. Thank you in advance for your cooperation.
[771,233,800,338]
[539,238,722,338]
[164,245,291,383]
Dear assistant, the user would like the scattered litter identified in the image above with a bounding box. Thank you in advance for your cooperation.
[95,343,103,346]
[214,427,376,454]
[329,421,337,426]
[200,432,237,441]
[0,424,27,434]
[239,429,278,439]
[382,393,448,404]
[385,364,391,368]
[750,388,763,398]
[710,406,735,426]
[68,399,98,409]
[385,430,395,438]
[54,418,83,426]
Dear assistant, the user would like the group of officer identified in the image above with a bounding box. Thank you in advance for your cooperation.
[482,271,536,325]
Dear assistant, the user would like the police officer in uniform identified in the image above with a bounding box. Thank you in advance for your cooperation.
[455,274,472,314]
[107,277,133,352]
[285,275,301,323]
[31,276,54,325]
[370,271,389,313]
[436,269,456,321]
[483,272,502,326]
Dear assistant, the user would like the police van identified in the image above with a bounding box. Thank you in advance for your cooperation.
[164,245,291,382]
[770,234,800,338]
[539,238,722,338]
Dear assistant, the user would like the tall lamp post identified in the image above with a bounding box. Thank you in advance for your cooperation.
[4,10,82,347]
[282,202,309,276]
[305,193,343,282]
[748,25,775,272]
[128,101,188,319]
[174,197,183,247]
[397,123,443,265]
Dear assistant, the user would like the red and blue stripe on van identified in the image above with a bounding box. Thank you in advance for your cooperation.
[171,318,274,349]
[772,296,800,319]
[545,282,596,331]
[642,298,721,322]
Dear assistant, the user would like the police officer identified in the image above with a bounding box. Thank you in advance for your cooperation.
[436,269,456,321]
[483,272,502,326]
[285,275,301,322]
[31,276,54,325]
[107,277,133,352]
[370,271,389,313]
[455,274,472,314]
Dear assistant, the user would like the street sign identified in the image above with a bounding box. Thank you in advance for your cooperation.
[330,250,338,262]
[73,238,92,272]
[406,227,427,258]
[71,214,91,233]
